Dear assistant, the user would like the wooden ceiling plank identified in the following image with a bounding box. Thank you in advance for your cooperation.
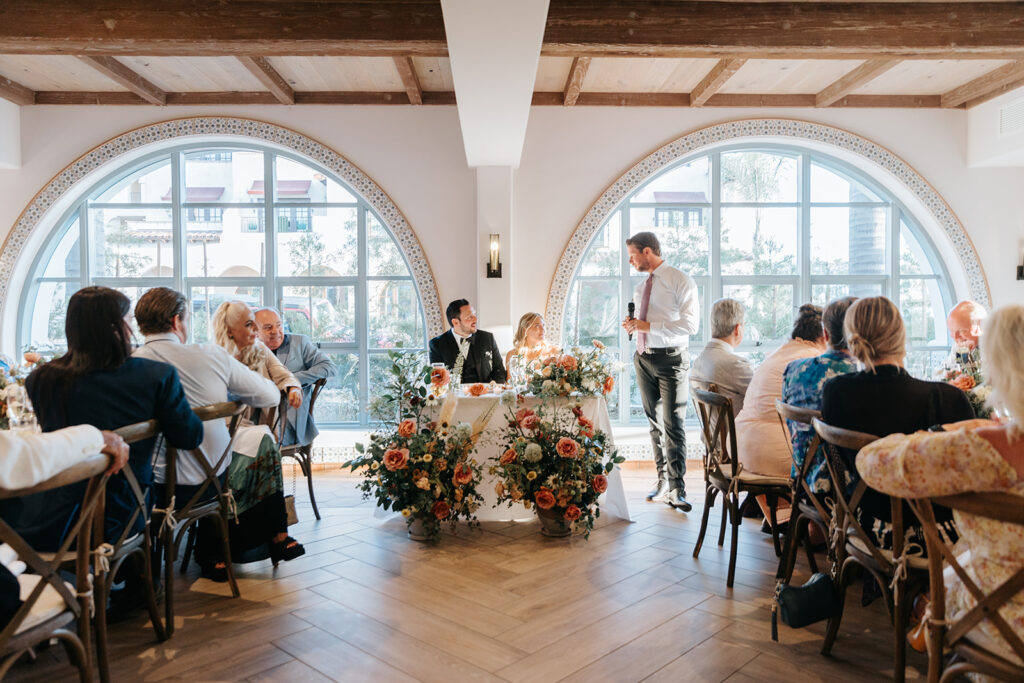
[237,56,294,104]
[0,74,34,105]
[964,75,1024,108]
[815,59,900,107]
[76,56,165,104]
[392,56,422,105]
[690,58,746,106]
[562,56,591,106]
[941,60,1024,107]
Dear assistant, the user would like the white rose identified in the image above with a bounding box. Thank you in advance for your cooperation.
[524,443,543,463]
[455,422,472,438]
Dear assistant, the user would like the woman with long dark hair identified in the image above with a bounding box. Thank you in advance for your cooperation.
[3,286,202,550]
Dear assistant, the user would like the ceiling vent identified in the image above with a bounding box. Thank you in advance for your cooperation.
[999,97,1024,136]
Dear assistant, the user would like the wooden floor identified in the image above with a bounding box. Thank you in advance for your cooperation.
[12,466,926,682]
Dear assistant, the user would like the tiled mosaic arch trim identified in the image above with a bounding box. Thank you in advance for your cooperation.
[0,116,444,338]
[545,118,989,343]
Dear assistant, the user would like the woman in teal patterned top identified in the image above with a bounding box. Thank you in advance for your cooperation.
[781,297,858,494]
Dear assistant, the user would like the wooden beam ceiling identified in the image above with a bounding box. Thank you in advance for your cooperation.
[1,2,1023,60]
[0,75,34,105]
[815,59,899,107]
[941,60,1024,107]
[690,59,746,107]
[562,56,590,106]
[393,56,423,105]
[76,55,165,104]
[237,56,294,105]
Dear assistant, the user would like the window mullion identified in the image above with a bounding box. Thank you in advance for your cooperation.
[171,152,185,293]
[264,152,276,306]
[799,153,812,306]
[618,206,631,424]
[710,152,722,303]
[357,205,369,427]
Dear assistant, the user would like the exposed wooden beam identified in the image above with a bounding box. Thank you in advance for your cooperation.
[237,56,293,105]
[965,76,1024,108]
[532,91,944,108]
[2,2,1024,59]
[0,75,34,105]
[941,60,1024,107]
[392,56,422,105]
[32,91,440,106]
[562,56,591,106]
[690,59,746,107]
[76,56,165,105]
[815,59,900,107]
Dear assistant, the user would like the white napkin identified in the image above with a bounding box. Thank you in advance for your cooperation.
[230,424,273,459]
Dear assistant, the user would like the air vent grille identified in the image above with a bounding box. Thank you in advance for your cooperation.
[999,97,1024,135]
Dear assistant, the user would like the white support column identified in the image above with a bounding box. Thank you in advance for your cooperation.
[476,165,514,351]
[0,100,21,169]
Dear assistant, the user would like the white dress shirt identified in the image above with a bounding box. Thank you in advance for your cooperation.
[0,425,104,490]
[633,261,701,349]
[134,333,279,485]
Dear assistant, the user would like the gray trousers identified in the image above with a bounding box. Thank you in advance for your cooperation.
[634,348,690,495]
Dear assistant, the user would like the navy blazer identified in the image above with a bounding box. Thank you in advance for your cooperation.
[3,358,203,550]
[429,329,507,384]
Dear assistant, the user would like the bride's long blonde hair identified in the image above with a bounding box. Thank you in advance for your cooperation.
[512,312,543,352]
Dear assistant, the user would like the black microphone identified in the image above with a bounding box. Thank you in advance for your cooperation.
[627,301,635,341]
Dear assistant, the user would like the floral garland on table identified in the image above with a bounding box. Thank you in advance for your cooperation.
[344,350,492,540]
[524,341,619,398]
[936,346,992,419]
[490,399,624,538]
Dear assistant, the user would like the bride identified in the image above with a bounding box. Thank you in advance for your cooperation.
[505,312,558,370]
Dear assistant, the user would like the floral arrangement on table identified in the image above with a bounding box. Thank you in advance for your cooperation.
[344,350,491,540]
[523,341,618,398]
[0,351,45,430]
[490,399,624,538]
[936,346,992,419]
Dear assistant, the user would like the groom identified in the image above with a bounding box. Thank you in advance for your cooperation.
[429,299,507,384]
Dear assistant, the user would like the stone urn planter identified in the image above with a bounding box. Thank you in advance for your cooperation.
[535,506,572,538]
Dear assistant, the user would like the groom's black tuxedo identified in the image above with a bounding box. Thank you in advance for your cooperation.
[429,330,507,384]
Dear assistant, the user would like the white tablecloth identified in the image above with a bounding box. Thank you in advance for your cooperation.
[435,393,631,523]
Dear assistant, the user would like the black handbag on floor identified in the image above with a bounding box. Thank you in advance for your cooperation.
[771,572,840,641]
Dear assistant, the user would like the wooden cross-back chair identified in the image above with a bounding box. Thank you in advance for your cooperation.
[690,382,792,588]
[774,399,828,583]
[278,377,328,520]
[906,491,1024,682]
[0,453,110,682]
[154,401,245,638]
[812,418,926,683]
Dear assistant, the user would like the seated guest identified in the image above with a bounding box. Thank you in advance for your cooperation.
[505,312,557,370]
[857,303,1024,663]
[213,301,302,410]
[781,296,858,494]
[135,288,304,579]
[253,307,336,447]
[822,296,974,549]
[7,286,203,552]
[736,304,826,480]
[946,299,987,354]
[1,426,129,629]
[429,299,507,384]
[691,298,753,415]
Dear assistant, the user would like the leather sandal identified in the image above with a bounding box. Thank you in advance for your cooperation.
[271,536,305,565]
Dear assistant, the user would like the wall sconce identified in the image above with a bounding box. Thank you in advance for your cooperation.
[1018,262,1024,280]
[486,233,502,278]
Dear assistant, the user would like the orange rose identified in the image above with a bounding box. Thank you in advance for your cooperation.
[397,419,416,437]
[452,462,473,486]
[432,500,451,520]
[500,448,518,464]
[577,417,595,438]
[431,366,450,387]
[556,437,580,459]
[563,505,582,522]
[592,474,608,493]
[950,374,976,391]
[603,375,615,394]
[522,414,540,430]
[558,354,578,371]
[466,383,485,397]
[435,458,448,471]
[515,408,536,426]
[534,488,556,510]
[383,448,410,471]
[23,352,41,364]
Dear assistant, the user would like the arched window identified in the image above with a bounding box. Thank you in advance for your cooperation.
[19,143,427,427]
[563,144,956,425]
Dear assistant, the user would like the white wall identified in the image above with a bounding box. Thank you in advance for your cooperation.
[2,104,1023,357]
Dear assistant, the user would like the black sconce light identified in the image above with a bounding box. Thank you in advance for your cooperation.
[486,233,502,278]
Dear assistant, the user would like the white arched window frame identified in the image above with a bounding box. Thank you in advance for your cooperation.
[17,141,429,428]
[561,142,962,426]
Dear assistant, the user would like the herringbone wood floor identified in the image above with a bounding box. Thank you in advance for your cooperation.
[11,465,925,682]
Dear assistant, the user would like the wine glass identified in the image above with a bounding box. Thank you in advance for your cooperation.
[5,384,38,431]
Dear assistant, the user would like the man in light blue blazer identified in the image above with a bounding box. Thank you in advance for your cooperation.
[255,308,337,446]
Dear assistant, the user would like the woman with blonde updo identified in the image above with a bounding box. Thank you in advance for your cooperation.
[213,301,302,409]
[505,312,558,370]
[822,296,974,549]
